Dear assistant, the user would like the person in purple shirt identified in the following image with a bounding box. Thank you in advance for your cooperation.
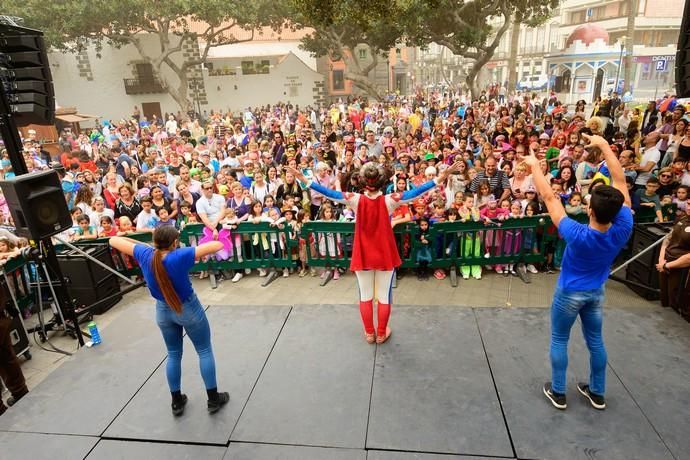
[523,134,633,411]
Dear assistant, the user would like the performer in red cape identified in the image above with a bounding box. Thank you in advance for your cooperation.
[287,162,460,344]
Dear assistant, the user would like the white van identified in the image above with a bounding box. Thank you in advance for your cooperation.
[517,75,549,91]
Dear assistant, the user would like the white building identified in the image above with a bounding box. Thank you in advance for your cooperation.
[48,28,325,121]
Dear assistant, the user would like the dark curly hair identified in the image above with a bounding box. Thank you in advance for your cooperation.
[359,162,392,192]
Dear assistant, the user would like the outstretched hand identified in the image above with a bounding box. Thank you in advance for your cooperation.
[522,153,540,170]
[581,133,608,149]
[438,161,463,183]
[286,166,307,183]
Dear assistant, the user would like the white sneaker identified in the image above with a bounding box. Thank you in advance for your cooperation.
[527,264,538,274]
[473,273,482,280]
[282,268,289,278]
[231,273,243,283]
[484,252,490,258]
[496,267,503,274]
[258,268,267,277]
[244,268,251,275]
[462,274,470,280]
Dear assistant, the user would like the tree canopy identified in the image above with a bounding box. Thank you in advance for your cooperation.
[289,0,407,99]
[403,0,558,98]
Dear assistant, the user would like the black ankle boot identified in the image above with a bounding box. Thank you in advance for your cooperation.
[171,392,187,416]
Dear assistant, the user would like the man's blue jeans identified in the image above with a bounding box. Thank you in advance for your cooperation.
[550,287,607,396]
[156,293,217,392]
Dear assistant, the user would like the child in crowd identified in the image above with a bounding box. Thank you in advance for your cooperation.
[316,203,341,281]
[248,199,270,277]
[176,201,197,229]
[136,197,158,232]
[0,236,21,264]
[459,195,482,280]
[117,216,135,235]
[89,197,114,233]
[522,201,541,274]
[73,215,97,241]
[565,192,585,216]
[475,180,492,209]
[99,216,118,237]
[501,200,524,276]
[264,207,289,278]
[480,195,509,273]
[155,207,176,228]
[633,176,663,222]
[296,209,312,277]
[674,185,689,219]
[415,217,432,280]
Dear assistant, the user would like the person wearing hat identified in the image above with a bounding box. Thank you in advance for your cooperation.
[287,161,462,344]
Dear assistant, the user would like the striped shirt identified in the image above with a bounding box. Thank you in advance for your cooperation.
[469,171,511,198]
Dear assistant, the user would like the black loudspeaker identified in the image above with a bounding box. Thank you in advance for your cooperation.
[625,224,671,300]
[57,246,122,315]
[0,170,71,241]
[677,0,690,98]
[0,24,56,125]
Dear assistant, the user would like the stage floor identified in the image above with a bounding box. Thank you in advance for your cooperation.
[1,304,689,460]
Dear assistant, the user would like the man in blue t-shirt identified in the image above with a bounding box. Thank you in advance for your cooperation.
[523,134,633,411]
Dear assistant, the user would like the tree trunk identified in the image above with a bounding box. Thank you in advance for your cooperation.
[345,71,384,100]
[623,0,638,94]
[507,20,521,93]
[466,67,481,101]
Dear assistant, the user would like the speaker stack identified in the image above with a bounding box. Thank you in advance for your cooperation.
[625,224,672,300]
[0,22,56,125]
[57,246,122,315]
[678,0,690,97]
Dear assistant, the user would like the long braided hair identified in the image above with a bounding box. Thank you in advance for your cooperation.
[152,226,182,314]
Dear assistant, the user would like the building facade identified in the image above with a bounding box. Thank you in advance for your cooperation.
[481,0,680,102]
[49,28,326,121]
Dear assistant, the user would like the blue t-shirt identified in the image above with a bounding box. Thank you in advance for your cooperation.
[133,245,196,303]
[557,206,633,291]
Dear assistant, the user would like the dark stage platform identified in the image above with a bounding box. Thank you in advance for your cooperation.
[1,303,689,460]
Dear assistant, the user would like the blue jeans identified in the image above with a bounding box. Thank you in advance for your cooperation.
[550,287,607,396]
[156,293,217,392]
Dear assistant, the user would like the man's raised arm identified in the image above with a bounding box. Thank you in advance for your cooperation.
[582,134,631,208]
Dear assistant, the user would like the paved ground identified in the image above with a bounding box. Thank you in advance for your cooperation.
[1,300,689,460]
[4,270,661,395]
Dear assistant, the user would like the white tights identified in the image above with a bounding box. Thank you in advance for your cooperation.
[355,270,395,304]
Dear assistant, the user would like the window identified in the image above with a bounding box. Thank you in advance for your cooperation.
[358,48,367,60]
[241,61,255,75]
[332,70,345,90]
[396,48,401,58]
[256,60,270,74]
[136,63,154,82]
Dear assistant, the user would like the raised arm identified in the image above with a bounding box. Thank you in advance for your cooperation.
[523,155,567,227]
[286,166,351,206]
[582,134,631,207]
[394,161,463,205]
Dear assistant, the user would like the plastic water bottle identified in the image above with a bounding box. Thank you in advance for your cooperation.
[88,321,102,345]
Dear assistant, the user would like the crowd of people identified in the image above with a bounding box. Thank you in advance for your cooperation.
[0,89,689,291]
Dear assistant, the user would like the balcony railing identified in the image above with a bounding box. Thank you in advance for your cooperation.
[123,77,165,95]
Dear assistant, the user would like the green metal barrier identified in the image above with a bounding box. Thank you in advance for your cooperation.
[303,217,552,286]
[179,223,298,287]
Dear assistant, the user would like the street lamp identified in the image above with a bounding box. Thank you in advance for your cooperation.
[614,35,626,95]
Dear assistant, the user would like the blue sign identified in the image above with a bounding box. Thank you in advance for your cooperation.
[655,60,667,72]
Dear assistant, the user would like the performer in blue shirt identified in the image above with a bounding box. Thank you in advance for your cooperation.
[523,134,633,411]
